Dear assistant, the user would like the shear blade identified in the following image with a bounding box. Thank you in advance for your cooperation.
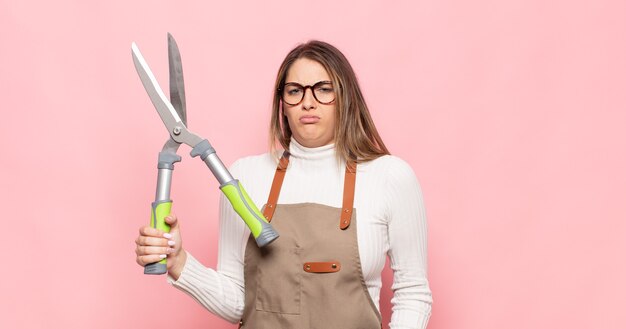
[168,33,187,126]
[132,42,184,132]
[132,41,203,148]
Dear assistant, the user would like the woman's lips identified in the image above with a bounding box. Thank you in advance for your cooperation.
[299,115,320,124]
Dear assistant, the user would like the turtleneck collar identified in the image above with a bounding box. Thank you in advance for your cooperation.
[288,137,336,161]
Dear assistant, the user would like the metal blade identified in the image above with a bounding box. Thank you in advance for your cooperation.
[168,33,187,126]
[132,42,203,148]
[132,42,183,129]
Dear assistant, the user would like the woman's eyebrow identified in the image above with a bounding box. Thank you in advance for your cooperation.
[284,80,329,85]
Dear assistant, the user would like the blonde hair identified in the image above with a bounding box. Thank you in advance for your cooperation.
[269,40,389,163]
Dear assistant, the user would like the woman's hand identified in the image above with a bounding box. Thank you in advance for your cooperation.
[135,214,187,280]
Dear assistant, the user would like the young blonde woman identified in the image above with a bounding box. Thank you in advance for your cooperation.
[135,40,432,329]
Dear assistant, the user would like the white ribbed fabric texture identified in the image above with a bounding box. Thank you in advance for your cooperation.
[168,139,432,328]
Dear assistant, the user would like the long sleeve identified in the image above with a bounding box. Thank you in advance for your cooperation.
[385,157,433,329]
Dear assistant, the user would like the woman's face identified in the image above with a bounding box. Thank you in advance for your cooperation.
[283,58,336,148]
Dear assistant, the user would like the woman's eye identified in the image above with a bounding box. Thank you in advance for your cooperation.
[317,87,334,93]
[287,89,302,95]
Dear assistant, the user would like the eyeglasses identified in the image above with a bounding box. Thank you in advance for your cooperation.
[280,80,336,106]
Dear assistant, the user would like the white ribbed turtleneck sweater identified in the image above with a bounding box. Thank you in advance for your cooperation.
[169,139,432,328]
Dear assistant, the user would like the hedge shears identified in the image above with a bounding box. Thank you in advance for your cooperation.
[132,33,279,275]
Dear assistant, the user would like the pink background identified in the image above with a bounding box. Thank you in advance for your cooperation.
[1,0,625,328]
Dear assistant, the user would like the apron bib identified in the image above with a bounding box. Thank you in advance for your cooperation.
[240,152,381,329]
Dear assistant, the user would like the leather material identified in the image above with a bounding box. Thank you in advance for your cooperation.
[303,261,341,273]
[263,152,357,228]
[340,161,356,229]
[262,151,290,222]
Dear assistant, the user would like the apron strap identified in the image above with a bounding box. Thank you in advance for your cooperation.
[263,150,357,229]
[340,160,357,230]
[262,151,290,222]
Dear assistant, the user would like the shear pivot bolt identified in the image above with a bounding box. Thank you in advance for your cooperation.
[173,127,182,135]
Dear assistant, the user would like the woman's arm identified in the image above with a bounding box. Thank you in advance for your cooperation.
[385,157,433,329]
[167,161,248,323]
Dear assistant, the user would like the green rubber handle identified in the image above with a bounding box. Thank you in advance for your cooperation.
[220,180,279,247]
[144,201,172,275]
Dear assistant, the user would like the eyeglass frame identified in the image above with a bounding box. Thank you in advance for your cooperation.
[279,80,336,106]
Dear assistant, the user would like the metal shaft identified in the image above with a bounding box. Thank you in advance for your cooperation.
[203,153,233,185]
[155,168,173,201]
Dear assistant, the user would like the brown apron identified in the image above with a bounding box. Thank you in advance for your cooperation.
[240,152,382,329]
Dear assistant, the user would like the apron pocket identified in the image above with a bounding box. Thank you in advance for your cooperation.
[255,247,302,315]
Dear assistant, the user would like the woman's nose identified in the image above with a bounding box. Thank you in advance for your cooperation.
[301,88,316,110]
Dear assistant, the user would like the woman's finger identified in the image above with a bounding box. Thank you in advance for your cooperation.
[136,235,175,247]
[136,254,167,267]
[138,225,169,238]
[135,245,175,256]
[164,214,179,229]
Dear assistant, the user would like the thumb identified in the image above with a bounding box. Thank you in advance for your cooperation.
[165,213,180,230]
